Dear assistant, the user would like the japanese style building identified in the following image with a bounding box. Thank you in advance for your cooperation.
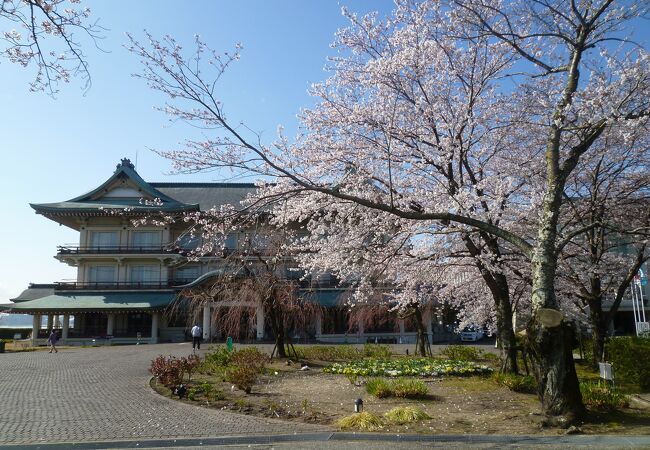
[5,159,446,346]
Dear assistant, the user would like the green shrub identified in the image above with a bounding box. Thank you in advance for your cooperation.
[366,377,428,399]
[187,387,198,401]
[199,346,234,376]
[392,378,428,398]
[605,337,650,391]
[580,381,630,411]
[384,406,431,424]
[441,345,483,361]
[492,372,537,393]
[199,382,225,401]
[204,345,233,366]
[293,345,361,361]
[366,378,393,398]
[363,343,392,358]
[337,412,383,431]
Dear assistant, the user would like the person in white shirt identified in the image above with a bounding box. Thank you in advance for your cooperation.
[191,324,202,351]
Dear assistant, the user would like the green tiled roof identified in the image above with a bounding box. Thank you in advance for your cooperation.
[31,159,199,215]
[5,292,176,313]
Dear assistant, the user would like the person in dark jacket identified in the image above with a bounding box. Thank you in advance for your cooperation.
[47,329,59,353]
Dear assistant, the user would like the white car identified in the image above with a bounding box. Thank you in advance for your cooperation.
[460,327,485,342]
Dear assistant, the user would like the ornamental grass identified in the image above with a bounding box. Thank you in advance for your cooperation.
[366,377,428,399]
[337,411,383,431]
[383,406,431,425]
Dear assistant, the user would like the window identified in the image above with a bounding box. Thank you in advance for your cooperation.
[131,231,161,248]
[224,233,237,250]
[88,266,115,283]
[178,234,200,250]
[174,266,200,283]
[130,265,161,284]
[90,231,118,248]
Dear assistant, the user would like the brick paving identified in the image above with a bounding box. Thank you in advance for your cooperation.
[0,344,327,445]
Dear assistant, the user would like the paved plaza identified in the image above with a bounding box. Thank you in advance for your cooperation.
[0,344,326,445]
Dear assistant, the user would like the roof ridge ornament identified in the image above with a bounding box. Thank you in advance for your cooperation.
[117,158,135,171]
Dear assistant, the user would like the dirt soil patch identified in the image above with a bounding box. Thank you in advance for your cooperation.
[151,358,650,435]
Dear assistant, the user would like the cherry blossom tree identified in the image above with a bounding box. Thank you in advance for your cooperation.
[129,0,650,423]
[558,130,650,366]
[169,216,321,359]
[1,0,103,94]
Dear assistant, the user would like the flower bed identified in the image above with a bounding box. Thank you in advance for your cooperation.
[323,358,493,377]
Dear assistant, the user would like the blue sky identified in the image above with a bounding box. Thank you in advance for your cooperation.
[0,0,394,300]
[1,2,648,300]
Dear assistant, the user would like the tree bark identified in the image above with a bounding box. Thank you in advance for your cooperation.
[587,297,606,366]
[494,285,519,374]
[529,201,585,423]
[266,301,287,358]
[462,235,518,373]
[528,308,584,425]
[413,306,429,357]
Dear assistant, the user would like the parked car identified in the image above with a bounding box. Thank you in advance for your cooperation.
[460,326,485,342]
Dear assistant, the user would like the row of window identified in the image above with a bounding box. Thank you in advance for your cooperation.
[87,230,282,251]
[87,265,201,283]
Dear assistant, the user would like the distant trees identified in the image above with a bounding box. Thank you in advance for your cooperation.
[559,136,650,366]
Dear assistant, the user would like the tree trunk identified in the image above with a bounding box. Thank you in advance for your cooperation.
[588,298,606,366]
[528,309,584,425]
[461,235,518,373]
[275,328,287,358]
[528,225,584,424]
[494,286,519,374]
[413,306,429,357]
[266,301,287,358]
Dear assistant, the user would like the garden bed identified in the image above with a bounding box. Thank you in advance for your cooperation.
[150,345,650,435]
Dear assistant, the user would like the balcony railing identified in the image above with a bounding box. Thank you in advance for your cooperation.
[54,280,192,290]
[57,245,178,255]
[52,278,351,291]
[56,245,279,257]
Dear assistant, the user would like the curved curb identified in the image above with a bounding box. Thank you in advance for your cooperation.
[3,432,650,449]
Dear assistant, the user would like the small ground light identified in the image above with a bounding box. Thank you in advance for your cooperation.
[354,398,363,413]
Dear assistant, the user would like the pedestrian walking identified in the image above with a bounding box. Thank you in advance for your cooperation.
[191,324,202,351]
[47,329,59,353]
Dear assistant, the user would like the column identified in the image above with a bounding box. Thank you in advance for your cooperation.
[151,312,159,344]
[47,314,53,332]
[162,227,171,245]
[31,314,40,345]
[202,304,211,341]
[62,315,70,342]
[425,310,433,342]
[399,319,406,344]
[106,313,115,336]
[358,319,364,344]
[256,305,265,340]
[315,310,323,337]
